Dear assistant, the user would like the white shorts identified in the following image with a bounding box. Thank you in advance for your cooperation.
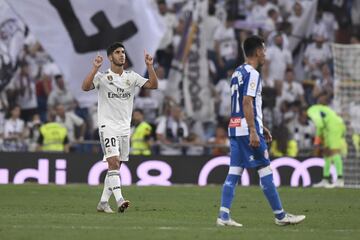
[99,126,130,162]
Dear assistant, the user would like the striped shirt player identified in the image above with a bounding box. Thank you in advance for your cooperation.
[227,64,270,169]
[217,36,305,227]
[82,42,158,214]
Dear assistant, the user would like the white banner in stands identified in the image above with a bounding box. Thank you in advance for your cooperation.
[9,0,165,107]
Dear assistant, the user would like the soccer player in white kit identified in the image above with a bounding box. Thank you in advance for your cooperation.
[82,42,158,213]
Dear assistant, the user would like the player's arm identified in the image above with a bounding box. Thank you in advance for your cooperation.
[243,95,260,147]
[82,54,103,91]
[142,50,158,89]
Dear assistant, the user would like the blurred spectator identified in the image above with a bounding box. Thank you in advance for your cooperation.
[89,102,98,139]
[36,110,69,152]
[249,0,279,26]
[351,0,360,25]
[47,74,76,112]
[26,114,42,152]
[312,64,334,103]
[185,132,204,156]
[88,102,102,154]
[263,33,292,88]
[288,107,316,153]
[321,10,339,43]
[278,68,306,106]
[350,34,360,44]
[3,105,28,151]
[156,0,178,75]
[54,104,85,149]
[13,61,38,122]
[273,100,296,127]
[263,8,280,34]
[267,21,291,49]
[303,35,332,80]
[287,1,303,28]
[204,2,222,52]
[204,2,222,68]
[130,109,153,156]
[270,123,298,157]
[349,101,360,157]
[150,65,168,114]
[156,105,189,155]
[208,126,229,156]
[277,0,296,17]
[311,10,329,42]
[134,88,160,126]
[214,14,238,80]
[215,69,232,126]
[0,93,8,146]
[35,73,52,122]
[262,87,277,130]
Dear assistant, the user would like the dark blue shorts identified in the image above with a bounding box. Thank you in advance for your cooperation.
[230,135,270,169]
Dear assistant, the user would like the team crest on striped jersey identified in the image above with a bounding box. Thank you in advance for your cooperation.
[249,82,256,90]
[264,149,269,159]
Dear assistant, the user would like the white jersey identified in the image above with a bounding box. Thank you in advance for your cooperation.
[93,69,148,135]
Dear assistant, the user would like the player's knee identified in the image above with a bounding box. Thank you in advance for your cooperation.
[107,156,120,170]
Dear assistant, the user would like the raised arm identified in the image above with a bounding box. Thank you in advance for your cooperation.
[82,54,103,91]
[142,50,158,89]
[243,95,260,147]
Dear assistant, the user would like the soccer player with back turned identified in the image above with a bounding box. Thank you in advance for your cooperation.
[82,42,158,213]
[216,36,305,227]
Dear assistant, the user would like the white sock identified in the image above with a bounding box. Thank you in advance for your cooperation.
[107,170,124,204]
[100,173,112,203]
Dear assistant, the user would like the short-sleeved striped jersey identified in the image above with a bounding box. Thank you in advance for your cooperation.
[228,64,263,137]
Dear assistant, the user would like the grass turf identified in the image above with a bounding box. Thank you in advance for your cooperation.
[0,185,359,240]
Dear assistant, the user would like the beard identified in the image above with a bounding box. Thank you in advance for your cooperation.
[113,60,124,67]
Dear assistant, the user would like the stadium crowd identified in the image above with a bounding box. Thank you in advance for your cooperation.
[0,0,359,156]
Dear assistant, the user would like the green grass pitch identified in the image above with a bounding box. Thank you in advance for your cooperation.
[0,185,359,240]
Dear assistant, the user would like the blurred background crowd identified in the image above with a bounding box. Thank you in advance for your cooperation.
[1,0,359,157]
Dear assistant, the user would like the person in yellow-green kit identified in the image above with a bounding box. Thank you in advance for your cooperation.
[36,111,69,152]
[130,109,153,155]
[307,95,346,188]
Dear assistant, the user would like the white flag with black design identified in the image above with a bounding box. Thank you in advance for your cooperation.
[9,0,165,107]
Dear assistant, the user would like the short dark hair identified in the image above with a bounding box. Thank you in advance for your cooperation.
[243,35,265,57]
[285,67,294,73]
[107,42,125,56]
[133,108,144,115]
[54,74,63,81]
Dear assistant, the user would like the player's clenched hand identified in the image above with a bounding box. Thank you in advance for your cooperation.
[93,53,103,69]
[144,49,153,66]
[263,127,272,143]
[249,129,260,148]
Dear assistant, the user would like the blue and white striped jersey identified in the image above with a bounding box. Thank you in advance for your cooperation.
[228,64,263,137]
